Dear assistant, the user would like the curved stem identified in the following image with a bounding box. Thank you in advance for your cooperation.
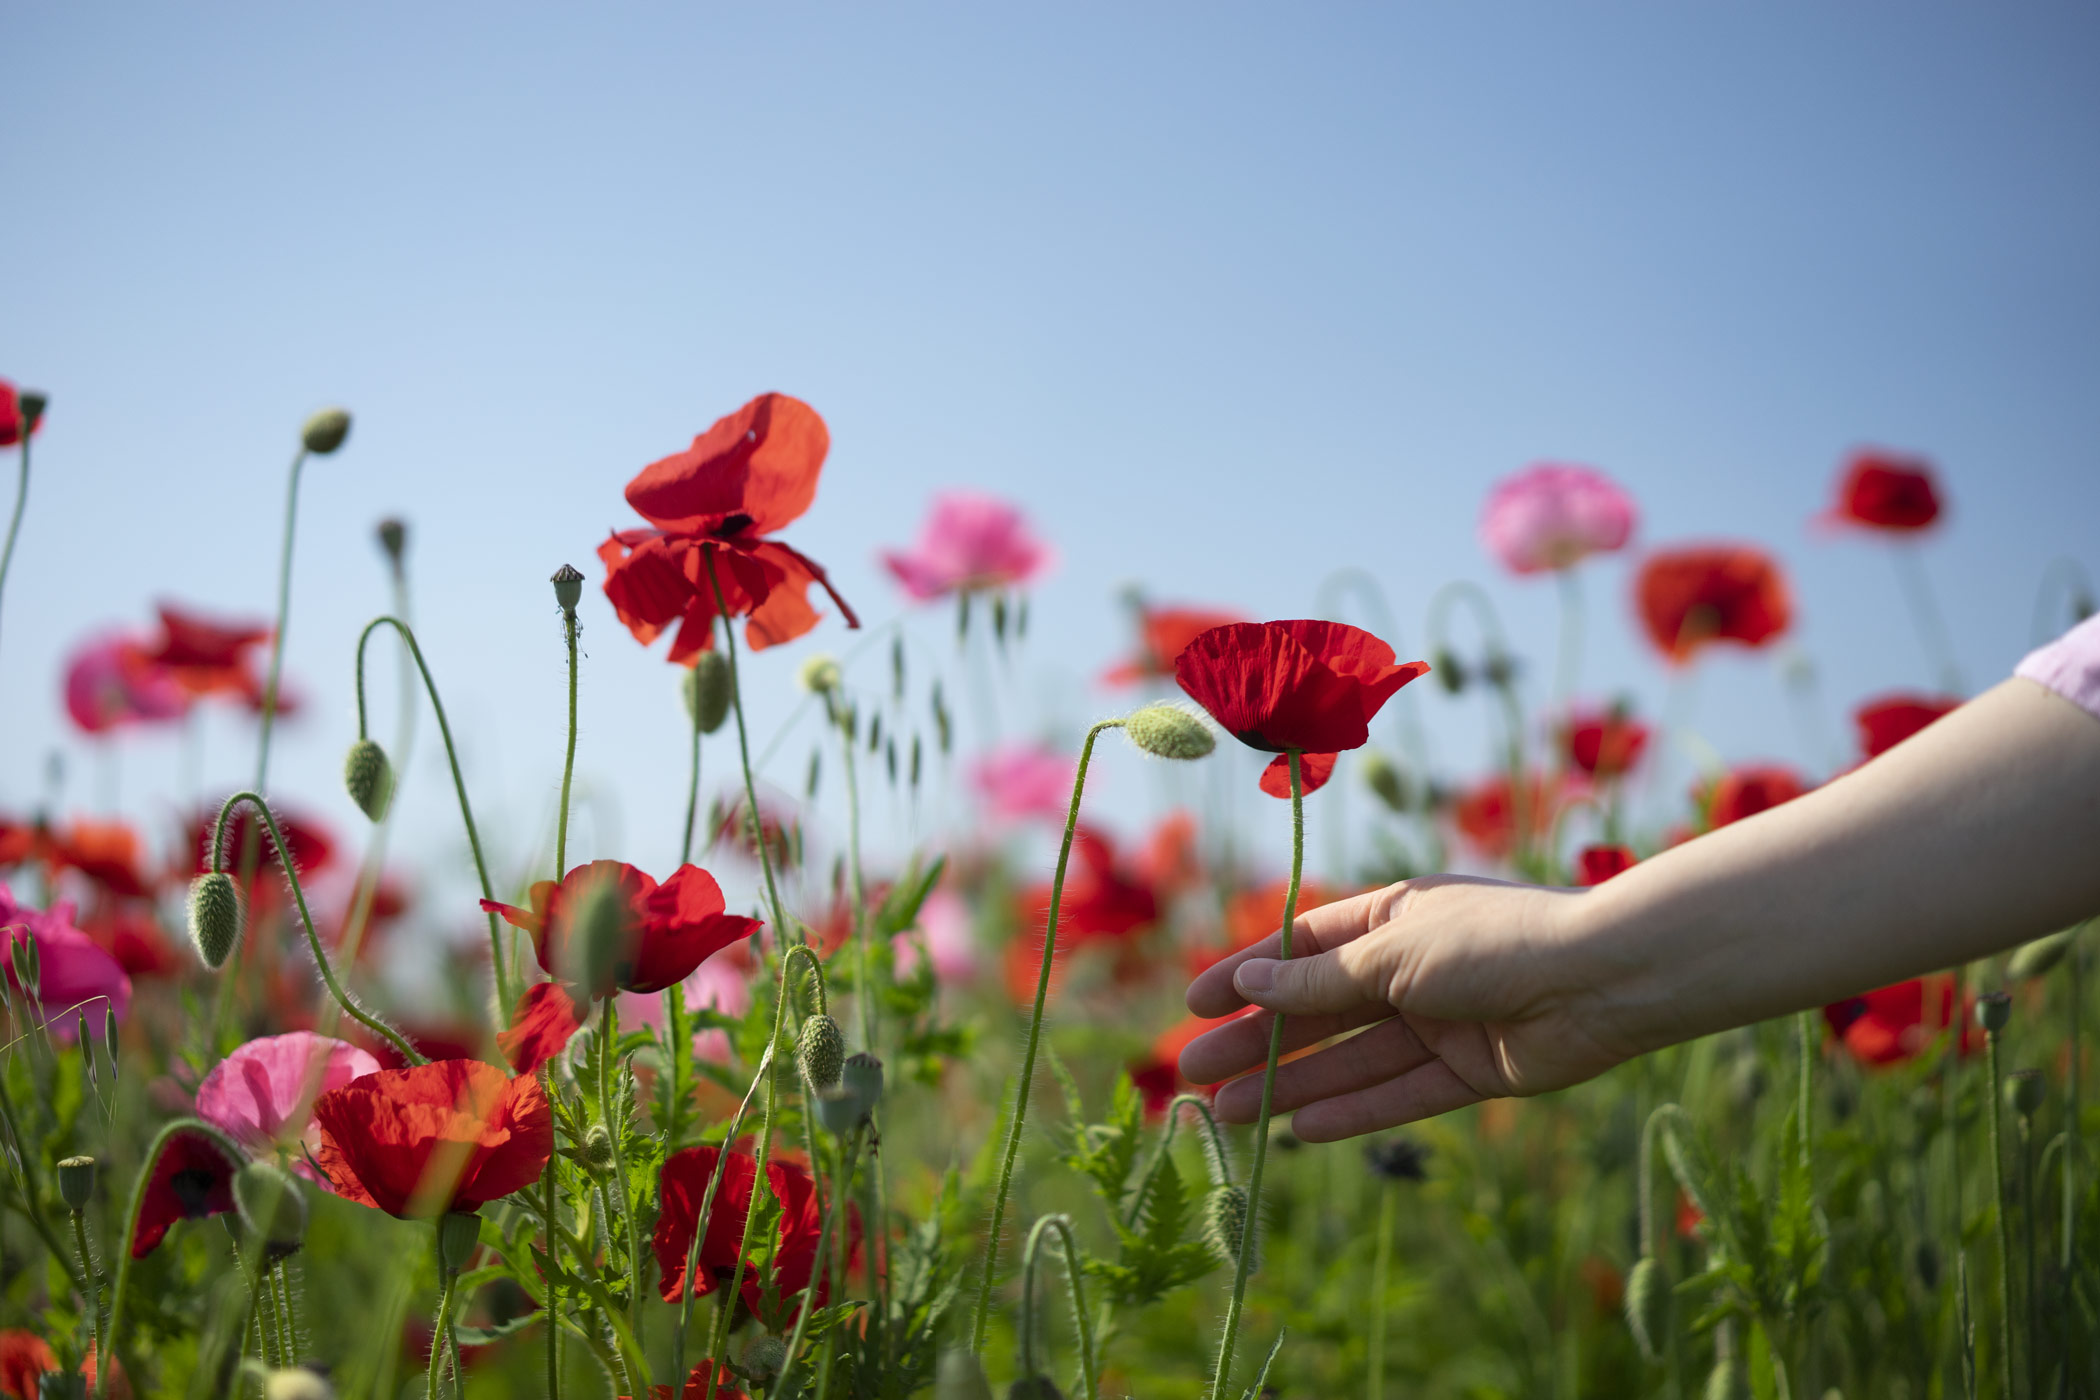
[1637,1104,1670,1261]
[1208,748,1304,1400]
[209,791,423,1065]
[556,608,580,880]
[1126,1095,1231,1229]
[1020,1214,1098,1400]
[1893,542,1965,696]
[0,430,32,666]
[1985,1027,2013,1400]
[355,617,509,1020]
[969,719,1121,1352]
[255,449,310,794]
[702,552,790,940]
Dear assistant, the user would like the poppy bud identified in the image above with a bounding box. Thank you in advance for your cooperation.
[1363,1136,1430,1182]
[301,408,351,455]
[934,1350,995,1400]
[551,563,584,616]
[1432,649,1467,694]
[1481,650,1518,689]
[798,653,842,696]
[264,1368,335,1400]
[103,1006,119,1082]
[188,872,243,970]
[797,1013,845,1093]
[1201,1183,1252,1268]
[235,1161,308,1257]
[1975,991,2012,1034]
[375,517,407,565]
[1122,704,1215,761]
[1913,1240,1940,1291]
[1360,749,1409,814]
[583,1124,615,1171]
[1007,1379,1063,1400]
[343,738,394,822]
[2008,927,2078,981]
[17,391,47,433]
[57,1155,96,1212]
[814,1087,863,1136]
[842,1052,884,1114]
[1623,1256,1668,1362]
[437,1210,481,1276]
[740,1335,788,1383]
[685,651,733,735]
[2005,1068,2045,1120]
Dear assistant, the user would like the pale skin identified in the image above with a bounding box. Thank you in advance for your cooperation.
[1181,678,2100,1142]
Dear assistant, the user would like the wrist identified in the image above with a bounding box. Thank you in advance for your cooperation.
[1543,878,1691,1062]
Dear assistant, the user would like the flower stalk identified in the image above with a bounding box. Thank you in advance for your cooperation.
[1019,1213,1098,1400]
[702,550,791,941]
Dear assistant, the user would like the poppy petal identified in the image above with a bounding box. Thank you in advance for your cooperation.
[1257,752,1338,798]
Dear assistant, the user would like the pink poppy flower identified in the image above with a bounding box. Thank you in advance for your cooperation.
[1479,464,1639,575]
[195,1032,381,1186]
[968,742,1078,824]
[1,884,131,1029]
[62,634,187,734]
[618,951,753,1065]
[880,491,1054,601]
[892,887,978,984]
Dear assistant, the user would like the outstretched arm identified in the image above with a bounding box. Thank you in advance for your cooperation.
[1181,677,2100,1141]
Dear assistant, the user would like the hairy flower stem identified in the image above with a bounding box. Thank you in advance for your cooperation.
[779,1127,861,1400]
[555,605,582,886]
[0,425,33,666]
[1796,1010,1815,1172]
[681,698,704,864]
[227,1224,277,1368]
[69,1207,107,1368]
[208,792,423,1065]
[1208,748,1304,1400]
[834,697,875,1049]
[1126,1095,1232,1229]
[969,718,1122,1353]
[542,1130,562,1400]
[336,563,419,1002]
[1368,1181,1396,1400]
[352,617,511,1019]
[1984,1025,2014,1400]
[425,1265,458,1400]
[702,553,791,941]
[275,1262,298,1364]
[598,998,647,1351]
[1019,1214,1099,1400]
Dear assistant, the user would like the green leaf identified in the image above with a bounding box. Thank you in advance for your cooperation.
[874,854,948,937]
[1239,1327,1287,1399]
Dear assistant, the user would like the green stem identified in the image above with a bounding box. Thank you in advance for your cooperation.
[0,428,32,666]
[1986,1027,2013,1400]
[2019,1116,2036,1400]
[669,1034,772,1393]
[2065,935,2083,1278]
[681,699,704,865]
[231,1227,278,1370]
[543,1133,562,1400]
[71,1209,106,1370]
[1125,1095,1231,1229]
[208,792,422,1065]
[775,1127,861,1400]
[1019,1214,1098,1400]
[837,699,874,1049]
[274,1260,297,1364]
[664,984,687,1150]
[702,552,789,940]
[1369,1182,1396,1400]
[600,998,648,1352]
[556,607,580,880]
[426,1268,458,1400]
[1796,1009,1815,1173]
[969,719,1121,1353]
[355,616,509,1020]
[1208,748,1304,1400]
[254,447,310,793]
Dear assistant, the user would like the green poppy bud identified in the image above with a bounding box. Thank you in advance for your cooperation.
[685,651,733,735]
[1432,649,1467,694]
[8,934,38,998]
[2008,927,2078,981]
[583,1124,615,1171]
[933,1350,995,1400]
[797,1013,845,1093]
[551,563,584,615]
[188,872,243,970]
[375,517,407,565]
[2005,1068,2045,1119]
[263,1368,336,1400]
[234,1161,309,1258]
[1201,1183,1252,1268]
[17,391,47,434]
[1623,1256,1668,1362]
[1360,748,1409,813]
[740,1335,787,1384]
[798,653,842,695]
[343,739,394,822]
[57,1155,96,1212]
[301,408,351,455]
[563,869,632,997]
[1975,990,2012,1034]
[1122,704,1215,761]
[437,1210,482,1276]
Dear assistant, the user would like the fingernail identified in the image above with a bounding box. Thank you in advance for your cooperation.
[1235,960,1276,995]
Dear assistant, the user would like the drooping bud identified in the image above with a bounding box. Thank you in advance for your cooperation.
[102,1006,119,1083]
[1480,650,1518,689]
[740,1335,788,1384]
[933,1350,995,1400]
[437,1210,482,1275]
[1432,649,1467,694]
[57,1155,96,1212]
[797,653,842,696]
[188,872,243,970]
[797,1013,846,1093]
[343,739,394,822]
[685,651,733,735]
[1363,1135,1431,1182]
[583,1124,615,1171]
[263,1368,336,1400]
[234,1161,309,1257]
[2005,1068,2045,1120]
[1201,1183,1252,1268]
[551,563,584,616]
[1975,990,2012,1034]
[1122,704,1215,761]
[375,517,408,565]
[2008,927,2079,981]
[301,408,352,455]
[1623,1256,1668,1362]
[1006,1379,1063,1400]
[1360,749,1409,814]
[17,391,48,434]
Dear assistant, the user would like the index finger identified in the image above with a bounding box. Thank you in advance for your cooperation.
[1185,885,1393,1018]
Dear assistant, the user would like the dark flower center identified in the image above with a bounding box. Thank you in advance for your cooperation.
[171,1167,221,1217]
[711,513,755,539]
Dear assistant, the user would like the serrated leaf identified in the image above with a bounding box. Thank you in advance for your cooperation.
[1239,1327,1287,1399]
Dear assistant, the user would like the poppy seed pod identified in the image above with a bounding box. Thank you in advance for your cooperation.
[343,738,394,822]
[842,1052,885,1114]
[2005,1068,2045,1119]
[934,1350,996,1400]
[301,408,351,455]
[740,1335,788,1384]
[797,1013,845,1092]
[17,391,48,433]
[1201,1183,1252,1268]
[551,563,584,615]
[56,1155,96,1212]
[1623,1256,1668,1362]
[188,872,243,970]
[583,1124,615,1171]
[1975,990,2012,1034]
[1360,748,1409,814]
[2008,927,2078,981]
[1007,1379,1064,1400]
[813,1087,863,1136]
[263,1368,336,1400]
[684,650,733,734]
[234,1161,308,1257]
[1122,704,1216,761]
[1432,649,1467,694]
[437,1210,482,1275]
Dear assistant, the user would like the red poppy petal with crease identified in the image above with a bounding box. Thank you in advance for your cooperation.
[1258,752,1337,798]
[1176,620,1426,755]
[624,394,829,536]
[627,866,762,993]
[498,982,589,1075]
[313,1060,552,1218]
[132,1128,241,1256]
[598,533,693,647]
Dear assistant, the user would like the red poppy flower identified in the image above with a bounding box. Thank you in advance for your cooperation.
[1703,765,1809,829]
[0,816,51,870]
[1255,751,1338,799]
[1572,845,1636,886]
[1135,810,1201,899]
[620,1361,748,1400]
[0,1330,57,1400]
[51,818,151,899]
[131,1126,242,1256]
[599,393,859,662]
[1561,708,1649,780]
[497,981,590,1075]
[1634,545,1792,663]
[1130,1008,1250,1115]
[0,382,41,449]
[140,604,272,701]
[1451,773,1565,860]
[482,860,760,1001]
[652,1146,849,1323]
[1103,605,1249,686]
[1854,693,1960,760]
[313,1059,553,1218]
[1824,449,1942,532]
[1006,828,1160,1001]
[1823,975,1971,1065]
[82,908,182,979]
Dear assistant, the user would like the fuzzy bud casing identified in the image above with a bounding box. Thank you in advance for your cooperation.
[1201,1183,1252,1268]
[797,1013,845,1092]
[551,563,584,615]
[740,1335,788,1383]
[188,872,243,970]
[2005,1068,2045,1119]
[1360,749,1409,813]
[933,1351,995,1400]
[301,408,351,455]
[1975,990,2012,1034]
[234,1161,308,1256]
[2008,927,2078,981]
[1623,1256,1668,1362]
[1704,1360,1751,1400]
[1122,704,1215,761]
[375,517,407,564]
[437,1210,481,1275]
[57,1155,96,1212]
[263,1369,336,1400]
[583,1124,615,1171]
[684,650,733,735]
[343,739,394,822]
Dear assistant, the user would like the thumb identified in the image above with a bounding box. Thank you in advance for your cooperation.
[1233,947,1378,1016]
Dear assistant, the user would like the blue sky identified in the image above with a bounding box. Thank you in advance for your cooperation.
[4,5,2098,938]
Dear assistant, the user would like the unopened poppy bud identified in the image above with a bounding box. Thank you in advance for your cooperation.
[797,1013,845,1092]
[343,739,394,822]
[188,872,243,970]
[583,1124,615,1170]
[798,653,842,695]
[551,563,584,615]
[234,1161,308,1257]
[17,391,47,433]
[1122,704,1215,761]
[1360,749,1409,814]
[1481,650,1518,689]
[263,1367,335,1400]
[1432,649,1467,694]
[1200,1183,1252,1267]
[437,1210,481,1275]
[2005,1068,2045,1119]
[740,1335,787,1383]
[1007,1379,1063,1400]
[57,1155,96,1212]
[934,1350,995,1400]
[842,1052,884,1114]
[1623,1256,1668,1362]
[103,1006,119,1082]
[2008,927,2078,981]
[301,408,351,455]
[1975,990,2012,1034]
[685,651,732,735]
[375,517,407,564]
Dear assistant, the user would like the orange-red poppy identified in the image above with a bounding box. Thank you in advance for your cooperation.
[313,1060,552,1219]
[1573,844,1636,886]
[1635,545,1792,662]
[482,860,760,1001]
[1703,765,1809,829]
[1103,605,1249,686]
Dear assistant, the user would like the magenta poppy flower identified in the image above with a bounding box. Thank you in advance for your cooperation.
[880,491,1055,600]
[1479,464,1639,575]
[968,742,1078,824]
[62,634,187,734]
[1,884,131,1029]
[194,1032,381,1187]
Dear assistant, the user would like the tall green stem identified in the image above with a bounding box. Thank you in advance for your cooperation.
[968,719,1121,1353]
[837,700,874,1049]
[425,1270,458,1400]
[1368,1182,1396,1400]
[681,702,704,864]
[70,1208,106,1372]
[254,448,309,794]
[1208,749,1304,1400]
[543,1138,562,1400]
[1796,1010,1815,1172]
[556,607,580,880]
[2018,1114,2036,1400]
[335,559,418,998]
[599,998,647,1351]
[1985,1026,2013,1400]
[702,551,790,939]
[0,425,33,666]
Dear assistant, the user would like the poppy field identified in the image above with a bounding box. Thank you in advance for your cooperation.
[0,379,2094,1400]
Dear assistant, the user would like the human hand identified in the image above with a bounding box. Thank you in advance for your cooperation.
[1178,875,1638,1141]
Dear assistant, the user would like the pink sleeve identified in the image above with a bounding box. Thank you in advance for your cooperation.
[2015,612,2100,721]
